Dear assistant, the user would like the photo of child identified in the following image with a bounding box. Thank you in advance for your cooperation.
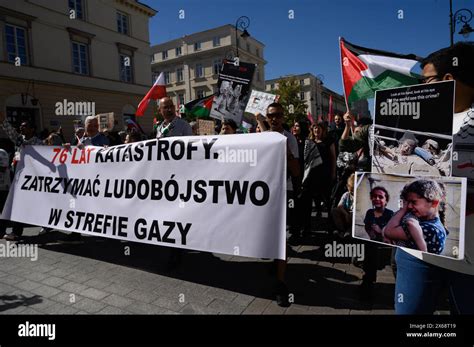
[363,186,394,242]
[383,180,448,254]
[331,173,355,239]
[353,173,466,260]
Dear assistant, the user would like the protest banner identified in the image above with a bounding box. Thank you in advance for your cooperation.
[210,60,255,125]
[245,90,279,115]
[353,172,466,260]
[372,81,454,177]
[197,119,215,135]
[2,133,287,260]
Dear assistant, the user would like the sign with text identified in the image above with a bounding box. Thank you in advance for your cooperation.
[210,60,255,125]
[373,81,454,177]
[245,90,279,115]
[197,119,215,135]
[2,133,287,260]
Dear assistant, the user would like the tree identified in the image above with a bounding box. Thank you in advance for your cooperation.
[272,77,307,125]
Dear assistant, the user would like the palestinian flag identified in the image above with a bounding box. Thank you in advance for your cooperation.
[184,94,214,118]
[340,37,422,106]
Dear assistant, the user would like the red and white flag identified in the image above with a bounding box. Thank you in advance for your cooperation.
[306,112,314,125]
[136,72,167,116]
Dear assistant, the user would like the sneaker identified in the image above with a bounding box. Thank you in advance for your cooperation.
[274,281,291,307]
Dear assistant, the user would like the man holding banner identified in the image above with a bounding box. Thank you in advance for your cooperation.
[155,97,192,138]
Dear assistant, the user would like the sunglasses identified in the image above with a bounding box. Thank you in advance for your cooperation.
[266,112,283,118]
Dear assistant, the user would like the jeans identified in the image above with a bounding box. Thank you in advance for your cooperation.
[395,248,474,314]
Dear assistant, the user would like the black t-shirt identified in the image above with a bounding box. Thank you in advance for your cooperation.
[364,208,394,241]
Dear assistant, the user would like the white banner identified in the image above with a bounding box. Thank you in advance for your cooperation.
[2,133,287,260]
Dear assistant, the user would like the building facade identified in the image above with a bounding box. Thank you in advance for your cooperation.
[150,25,266,107]
[0,0,156,139]
[265,73,346,122]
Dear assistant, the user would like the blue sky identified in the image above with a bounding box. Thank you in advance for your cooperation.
[141,0,473,96]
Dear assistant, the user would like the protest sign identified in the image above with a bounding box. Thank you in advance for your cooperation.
[197,119,215,135]
[210,60,255,125]
[2,133,287,260]
[372,81,454,177]
[245,90,279,115]
[97,112,115,132]
[353,172,466,260]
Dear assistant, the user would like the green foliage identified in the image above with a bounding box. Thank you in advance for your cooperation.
[272,77,308,125]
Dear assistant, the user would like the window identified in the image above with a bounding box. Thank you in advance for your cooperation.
[195,64,203,78]
[256,48,260,57]
[271,83,275,90]
[117,11,129,35]
[72,41,89,75]
[257,71,260,82]
[300,92,305,101]
[162,50,168,60]
[300,79,305,86]
[213,36,220,47]
[176,46,182,56]
[194,42,201,51]
[197,90,205,99]
[247,43,251,52]
[178,93,185,105]
[164,71,170,84]
[176,67,183,82]
[68,0,84,20]
[119,54,132,82]
[213,59,222,75]
[5,24,28,65]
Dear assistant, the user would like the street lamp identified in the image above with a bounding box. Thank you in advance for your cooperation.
[449,0,473,46]
[235,16,250,57]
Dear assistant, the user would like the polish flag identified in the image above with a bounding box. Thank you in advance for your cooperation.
[136,72,167,116]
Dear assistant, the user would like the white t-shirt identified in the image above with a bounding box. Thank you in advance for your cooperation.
[452,103,474,134]
[282,129,299,192]
[0,149,11,191]
[403,105,474,275]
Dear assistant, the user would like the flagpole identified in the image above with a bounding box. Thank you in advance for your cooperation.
[339,37,350,113]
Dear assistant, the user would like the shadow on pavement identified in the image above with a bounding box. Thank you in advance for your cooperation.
[0,294,42,312]
[14,230,399,310]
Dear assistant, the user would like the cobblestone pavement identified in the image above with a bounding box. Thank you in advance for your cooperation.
[0,218,450,315]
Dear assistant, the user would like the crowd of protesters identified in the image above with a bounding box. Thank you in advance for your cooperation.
[0,42,472,313]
